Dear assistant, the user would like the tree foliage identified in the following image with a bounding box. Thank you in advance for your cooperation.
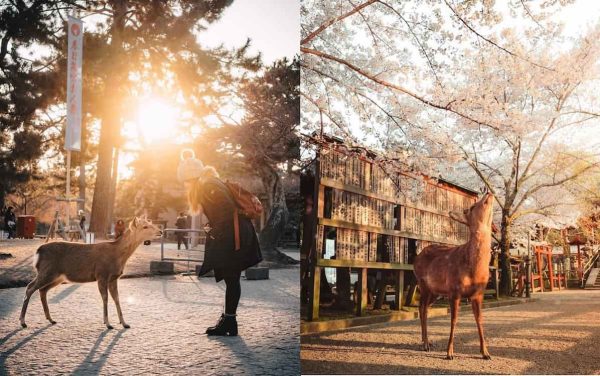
[0,0,71,206]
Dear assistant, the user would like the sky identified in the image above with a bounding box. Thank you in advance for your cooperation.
[199,0,299,64]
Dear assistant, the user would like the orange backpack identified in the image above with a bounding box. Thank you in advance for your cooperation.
[224,181,263,251]
[224,181,263,219]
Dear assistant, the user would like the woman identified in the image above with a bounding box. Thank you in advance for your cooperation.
[178,152,262,336]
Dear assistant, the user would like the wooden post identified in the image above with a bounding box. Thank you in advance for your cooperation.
[547,250,554,292]
[577,244,582,281]
[308,265,321,321]
[307,150,322,321]
[356,268,367,316]
[536,249,544,292]
[494,266,499,299]
[394,270,404,310]
[525,255,531,298]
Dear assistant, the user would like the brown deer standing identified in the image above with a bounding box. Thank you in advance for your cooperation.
[414,192,495,360]
[20,217,162,329]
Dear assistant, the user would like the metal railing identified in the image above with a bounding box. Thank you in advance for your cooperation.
[160,228,206,263]
[581,247,600,287]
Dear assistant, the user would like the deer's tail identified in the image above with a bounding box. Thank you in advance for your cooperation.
[32,249,41,270]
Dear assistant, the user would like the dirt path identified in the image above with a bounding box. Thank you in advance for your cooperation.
[301,289,600,374]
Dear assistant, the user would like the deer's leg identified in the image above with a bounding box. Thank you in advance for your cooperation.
[20,277,41,328]
[446,296,460,360]
[98,279,112,329]
[39,278,64,325]
[108,279,129,329]
[419,288,432,351]
[471,294,491,360]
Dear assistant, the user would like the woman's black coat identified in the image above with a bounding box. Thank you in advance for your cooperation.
[196,177,262,281]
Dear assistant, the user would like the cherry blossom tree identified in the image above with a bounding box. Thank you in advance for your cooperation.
[301,0,600,295]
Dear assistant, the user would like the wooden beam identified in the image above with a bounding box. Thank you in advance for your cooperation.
[308,266,321,321]
[395,270,404,310]
[319,217,463,245]
[356,268,368,316]
[320,178,475,218]
[317,258,414,270]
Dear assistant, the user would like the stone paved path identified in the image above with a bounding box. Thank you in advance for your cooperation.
[301,289,600,375]
[0,269,299,375]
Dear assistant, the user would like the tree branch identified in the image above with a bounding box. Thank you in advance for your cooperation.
[301,0,379,45]
[512,160,600,214]
[302,46,501,131]
[443,0,553,71]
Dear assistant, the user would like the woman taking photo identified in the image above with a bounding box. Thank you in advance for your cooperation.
[177,150,262,336]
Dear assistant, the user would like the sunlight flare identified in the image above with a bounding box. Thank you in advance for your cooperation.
[137,98,178,143]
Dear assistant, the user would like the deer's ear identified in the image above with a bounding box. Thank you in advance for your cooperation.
[450,211,468,225]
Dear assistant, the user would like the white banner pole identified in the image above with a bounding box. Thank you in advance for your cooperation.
[65,16,83,238]
[66,150,71,233]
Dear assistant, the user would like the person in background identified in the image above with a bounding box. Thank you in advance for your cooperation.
[114,219,126,239]
[78,210,86,241]
[4,206,16,239]
[175,212,189,250]
[178,150,262,336]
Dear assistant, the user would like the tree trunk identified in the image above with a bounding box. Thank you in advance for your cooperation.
[257,164,298,264]
[78,122,86,214]
[89,141,115,238]
[88,1,127,239]
[499,210,513,296]
[106,147,120,227]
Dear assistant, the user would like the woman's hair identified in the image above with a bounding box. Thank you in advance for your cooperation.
[187,165,220,214]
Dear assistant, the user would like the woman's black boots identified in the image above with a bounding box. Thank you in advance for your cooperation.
[206,314,238,336]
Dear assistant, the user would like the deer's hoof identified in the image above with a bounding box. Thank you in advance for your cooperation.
[122,323,130,329]
[20,322,27,328]
[421,341,433,352]
[49,320,56,325]
[482,354,492,360]
[106,324,113,330]
[446,354,454,360]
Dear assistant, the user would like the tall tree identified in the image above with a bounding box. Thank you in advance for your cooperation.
[204,57,300,263]
[417,24,600,294]
[301,1,600,294]
[0,0,72,206]
[82,0,239,237]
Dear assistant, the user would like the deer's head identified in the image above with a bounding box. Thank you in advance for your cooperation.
[129,216,162,243]
[450,192,495,236]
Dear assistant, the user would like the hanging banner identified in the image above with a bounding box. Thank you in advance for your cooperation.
[65,16,83,151]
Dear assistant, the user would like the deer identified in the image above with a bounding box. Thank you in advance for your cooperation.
[413,192,495,360]
[20,217,162,330]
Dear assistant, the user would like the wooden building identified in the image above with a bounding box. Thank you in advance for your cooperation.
[302,140,483,321]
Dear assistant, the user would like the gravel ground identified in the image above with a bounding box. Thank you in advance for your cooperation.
[0,270,299,375]
[301,289,600,375]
